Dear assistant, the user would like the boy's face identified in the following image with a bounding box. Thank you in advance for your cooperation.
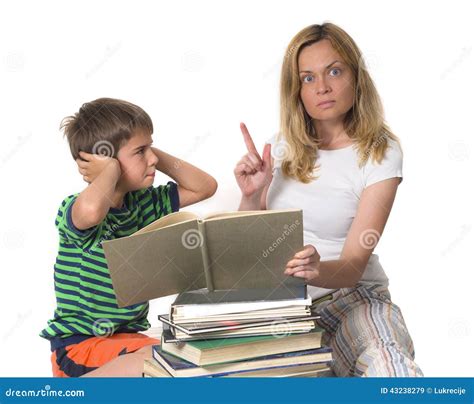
[116,130,158,191]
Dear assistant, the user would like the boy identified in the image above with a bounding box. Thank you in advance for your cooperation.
[40,98,218,377]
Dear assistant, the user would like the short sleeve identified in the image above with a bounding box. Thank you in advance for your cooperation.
[55,195,99,245]
[149,181,180,218]
[363,139,403,188]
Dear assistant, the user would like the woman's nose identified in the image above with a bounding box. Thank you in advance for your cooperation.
[315,77,330,94]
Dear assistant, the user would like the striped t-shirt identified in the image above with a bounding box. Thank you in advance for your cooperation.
[40,182,179,346]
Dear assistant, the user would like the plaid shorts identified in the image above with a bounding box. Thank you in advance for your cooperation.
[313,284,423,377]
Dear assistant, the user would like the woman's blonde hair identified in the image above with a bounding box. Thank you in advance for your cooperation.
[279,22,401,183]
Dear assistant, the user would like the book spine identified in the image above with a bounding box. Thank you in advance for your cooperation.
[198,220,214,291]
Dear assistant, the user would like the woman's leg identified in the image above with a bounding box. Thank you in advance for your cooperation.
[315,284,423,377]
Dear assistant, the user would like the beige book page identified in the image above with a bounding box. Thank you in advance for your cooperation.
[204,210,304,290]
[135,209,300,235]
[203,209,300,221]
[134,211,198,235]
[103,219,206,307]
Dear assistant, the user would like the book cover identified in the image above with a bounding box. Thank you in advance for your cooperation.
[158,313,320,336]
[102,209,304,307]
[152,344,332,377]
[172,285,307,306]
[161,327,324,366]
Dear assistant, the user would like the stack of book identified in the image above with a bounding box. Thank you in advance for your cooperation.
[143,286,333,377]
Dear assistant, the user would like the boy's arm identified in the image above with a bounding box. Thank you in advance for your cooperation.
[73,152,121,230]
[151,147,217,208]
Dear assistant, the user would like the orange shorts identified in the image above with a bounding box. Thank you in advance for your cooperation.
[51,333,159,377]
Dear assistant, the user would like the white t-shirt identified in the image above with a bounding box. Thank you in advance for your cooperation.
[266,135,403,300]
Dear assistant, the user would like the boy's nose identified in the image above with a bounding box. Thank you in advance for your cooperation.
[148,150,159,166]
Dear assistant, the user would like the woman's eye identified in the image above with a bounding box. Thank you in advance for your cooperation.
[329,68,341,76]
[302,75,314,83]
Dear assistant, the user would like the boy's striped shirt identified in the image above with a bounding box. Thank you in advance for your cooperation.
[40,182,179,344]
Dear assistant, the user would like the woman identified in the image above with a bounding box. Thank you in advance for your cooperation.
[234,22,423,377]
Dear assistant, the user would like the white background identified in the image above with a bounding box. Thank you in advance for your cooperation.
[0,0,472,377]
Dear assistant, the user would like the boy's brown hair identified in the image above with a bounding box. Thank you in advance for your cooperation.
[61,98,153,160]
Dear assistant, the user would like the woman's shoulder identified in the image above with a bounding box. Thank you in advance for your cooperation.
[385,137,403,155]
[362,137,403,188]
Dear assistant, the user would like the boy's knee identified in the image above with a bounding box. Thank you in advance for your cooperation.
[133,345,153,360]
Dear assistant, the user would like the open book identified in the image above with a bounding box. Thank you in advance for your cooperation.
[102,209,303,307]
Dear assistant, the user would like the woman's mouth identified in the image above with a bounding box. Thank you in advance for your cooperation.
[317,100,336,108]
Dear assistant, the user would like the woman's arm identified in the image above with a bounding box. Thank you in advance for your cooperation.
[238,183,271,210]
[285,177,401,288]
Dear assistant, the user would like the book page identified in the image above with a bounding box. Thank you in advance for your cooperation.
[204,210,304,290]
[134,211,198,235]
[103,219,207,307]
[203,209,300,221]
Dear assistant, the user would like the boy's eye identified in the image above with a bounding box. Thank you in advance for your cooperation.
[137,149,145,155]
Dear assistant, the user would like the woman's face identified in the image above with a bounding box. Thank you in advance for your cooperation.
[298,39,355,122]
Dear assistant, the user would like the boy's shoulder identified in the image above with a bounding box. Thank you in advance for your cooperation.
[55,193,80,218]
[134,182,180,214]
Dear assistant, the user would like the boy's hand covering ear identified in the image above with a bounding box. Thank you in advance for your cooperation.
[75,151,121,184]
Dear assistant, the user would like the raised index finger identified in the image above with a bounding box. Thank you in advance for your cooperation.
[240,122,261,159]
